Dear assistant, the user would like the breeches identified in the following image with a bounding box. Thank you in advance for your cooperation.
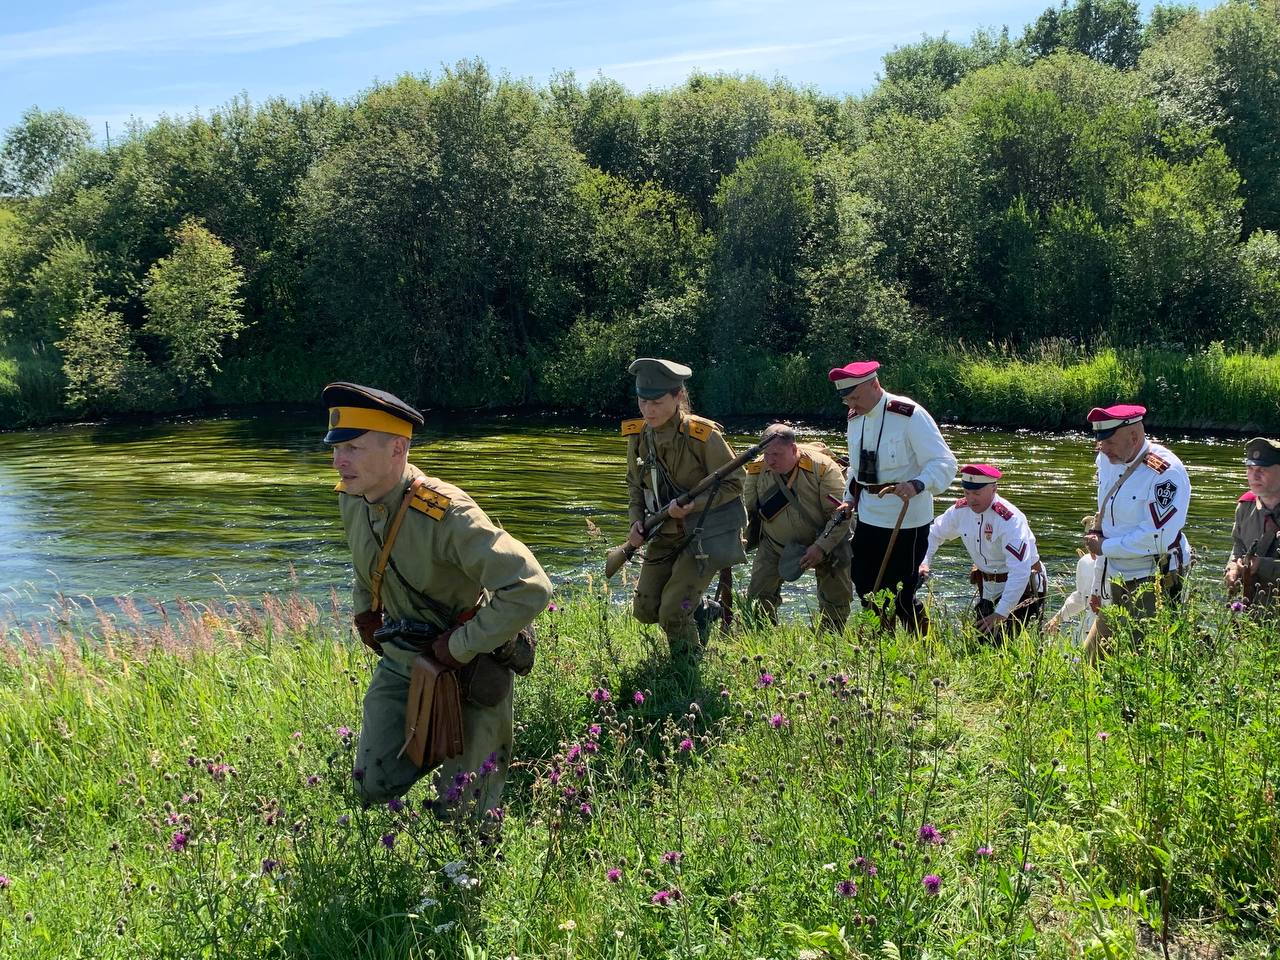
[632,535,717,640]
[851,521,931,632]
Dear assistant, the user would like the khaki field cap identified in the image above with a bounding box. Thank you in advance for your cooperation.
[629,358,691,399]
[1243,437,1280,468]
[322,382,424,443]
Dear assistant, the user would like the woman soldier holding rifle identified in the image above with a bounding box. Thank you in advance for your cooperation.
[617,358,748,657]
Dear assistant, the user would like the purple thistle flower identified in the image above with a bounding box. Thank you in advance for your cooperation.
[633,691,645,705]
[337,814,350,827]
[574,764,587,777]
[768,713,787,729]
[168,831,189,853]
[486,806,505,822]
[757,673,775,688]
[337,726,352,739]
[445,785,463,804]
[291,731,302,739]
[566,744,582,762]
[579,802,593,817]
[480,752,499,776]
[548,768,562,785]
[607,867,622,883]
[1096,731,1110,742]
[918,823,943,845]
[306,774,320,787]
[380,832,397,849]
[590,687,612,703]
[562,786,577,800]
[867,865,878,877]
[1230,600,1245,613]
[0,875,11,890]
[547,602,559,613]
[584,741,600,754]
[922,874,942,896]
[836,880,857,897]
[588,724,602,739]
[352,767,365,782]
[261,858,279,874]
[678,738,694,753]
[976,845,994,858]
[661,850,683,864]
[651,890,673,906]
[387,798,405,813]
[180,793,197,804]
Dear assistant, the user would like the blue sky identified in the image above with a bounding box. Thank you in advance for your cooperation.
[1,0,1202,138]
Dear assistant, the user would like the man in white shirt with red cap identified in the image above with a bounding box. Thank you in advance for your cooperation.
[920,463,1047,638]
[1083,403,1191,659]
[829,360,957,633]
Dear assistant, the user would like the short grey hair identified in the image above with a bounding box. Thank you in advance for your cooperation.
[762,423,797,444]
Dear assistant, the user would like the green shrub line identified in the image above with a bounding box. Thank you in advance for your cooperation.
[0,586,1275,958]
[5,339,1280,434]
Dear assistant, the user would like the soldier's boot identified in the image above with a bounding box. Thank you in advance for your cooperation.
[693,598,722,646]
[665,620,701,660]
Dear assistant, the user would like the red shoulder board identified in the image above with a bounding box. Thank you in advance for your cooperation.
[847,408,856,421]
[954,497,967,508]
[1143,452,1169,474]
[991,501,1013,521]
[1239,491,1257,503]
[886,400,916,417]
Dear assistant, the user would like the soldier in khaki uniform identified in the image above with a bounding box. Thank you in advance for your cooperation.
[324,382,552,816]
[623,358,747,655]
[743,424,853,630]
[1225,437,1280,610]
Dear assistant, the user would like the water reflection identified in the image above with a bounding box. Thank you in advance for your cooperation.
[0,413,1247,623]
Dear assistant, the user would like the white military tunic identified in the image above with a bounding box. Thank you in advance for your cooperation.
[924,494,1042,617]
[843,391,957,528]
[1092,440,1191,588]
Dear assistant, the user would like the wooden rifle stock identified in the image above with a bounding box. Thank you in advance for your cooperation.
[604,432,779,579]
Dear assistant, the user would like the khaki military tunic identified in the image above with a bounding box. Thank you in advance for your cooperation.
[340,463,552,814]
[1228,491,1280,608]
[624,411,745,650]
[743,444,853,630]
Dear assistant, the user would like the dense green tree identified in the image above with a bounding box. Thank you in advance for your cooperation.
[56,300,146,411]
[1021,0,1145,69]
[0,107,93,198]
[141,218,246,397]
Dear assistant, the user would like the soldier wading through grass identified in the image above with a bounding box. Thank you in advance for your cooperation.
[324,382,551,824]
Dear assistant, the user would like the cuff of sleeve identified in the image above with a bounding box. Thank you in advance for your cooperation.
[447,629,480,665]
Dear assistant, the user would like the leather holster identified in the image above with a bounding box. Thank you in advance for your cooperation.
[354,610,385,655]
[400,656,465,770]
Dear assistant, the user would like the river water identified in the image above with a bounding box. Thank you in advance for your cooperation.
[0,411,1250,625]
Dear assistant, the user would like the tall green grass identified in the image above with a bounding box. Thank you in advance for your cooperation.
[0,586,1276,958]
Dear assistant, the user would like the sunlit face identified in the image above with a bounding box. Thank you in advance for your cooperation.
[763,440,800,475]
[1095,423,1144,465]
[841,379,883,418]
[637,391,681,429]
[331,431,405,501]
[1247,463,1280,507]
[963,484,997,512]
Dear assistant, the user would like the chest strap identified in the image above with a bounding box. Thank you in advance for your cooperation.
[371,477,426,614]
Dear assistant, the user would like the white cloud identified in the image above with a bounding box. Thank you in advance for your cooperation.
[0,0,515,65]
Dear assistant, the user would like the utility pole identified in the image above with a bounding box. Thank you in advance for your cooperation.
[105,120,111,148]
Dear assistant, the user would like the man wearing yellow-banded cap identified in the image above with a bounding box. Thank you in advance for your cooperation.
[323,382,552,821]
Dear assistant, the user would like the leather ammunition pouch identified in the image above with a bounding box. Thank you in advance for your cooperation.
[400,656,465,770]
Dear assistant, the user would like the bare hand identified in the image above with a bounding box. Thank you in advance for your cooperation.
[1088,594,1101,614]
[891,481,918,502]
[1044,616,1062,635]
[918,563,931,580]
[799,545,826,571]
[977,613,1005,635]
[1225,559,1243,593]
[666,498,694,520]
[1084,532,1104,557]
[627,521,646,549]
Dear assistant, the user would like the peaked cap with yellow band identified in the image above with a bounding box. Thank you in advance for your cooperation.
[322,382,424,444]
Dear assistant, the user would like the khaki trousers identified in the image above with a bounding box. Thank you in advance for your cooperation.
[355,656,513,821]
[747,537,853,631]
[1084,571,1183,663]
[632,533,717,652]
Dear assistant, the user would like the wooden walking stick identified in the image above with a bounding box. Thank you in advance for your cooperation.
[871,494,911,596]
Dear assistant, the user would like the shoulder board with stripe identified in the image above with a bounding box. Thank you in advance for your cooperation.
[409,486,451,521]
[797,454,814,473]
[334,480,349,494]
[955,497,968,508]
[1143,452,1170,474]
[746,459,765,475]
[621,418,644,436]
[886,399,916,417]
[1240,491,1257,503]
[680,417,717,442]
[991,501,1013,521]
[847,408,857,421]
